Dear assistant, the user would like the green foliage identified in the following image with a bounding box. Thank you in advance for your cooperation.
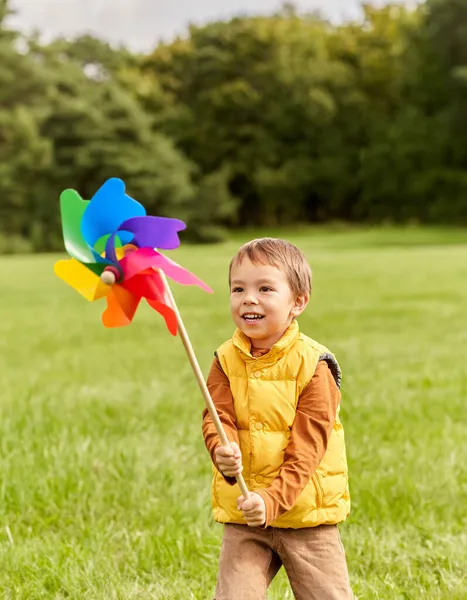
[1,0,467,251]
[140,1,467,227]
[181,169,239,243]
[0,24,198,250]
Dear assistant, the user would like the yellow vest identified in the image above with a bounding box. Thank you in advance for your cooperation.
[212,320,350,528]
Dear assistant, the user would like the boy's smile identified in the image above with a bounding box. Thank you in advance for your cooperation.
[230,258,308,353]
[241,312,264,324]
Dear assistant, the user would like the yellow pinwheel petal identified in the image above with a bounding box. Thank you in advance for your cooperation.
[54,258,110,302]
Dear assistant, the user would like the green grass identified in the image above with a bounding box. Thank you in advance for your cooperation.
[0,226,466,599]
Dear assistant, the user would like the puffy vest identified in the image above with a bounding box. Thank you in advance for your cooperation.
[211,320,350,528]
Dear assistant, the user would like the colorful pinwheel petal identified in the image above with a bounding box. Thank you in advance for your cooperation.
[55,178,212,332]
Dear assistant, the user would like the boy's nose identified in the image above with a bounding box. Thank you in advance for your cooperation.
[243,294,259,305]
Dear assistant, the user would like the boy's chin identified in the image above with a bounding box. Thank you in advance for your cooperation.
[244,332,262,339]
[236,323,260,338]
[240,328,267,341]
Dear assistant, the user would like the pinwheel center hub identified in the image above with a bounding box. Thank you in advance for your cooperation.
[100,266,120,286]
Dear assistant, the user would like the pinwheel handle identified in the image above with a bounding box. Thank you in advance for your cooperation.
[159,271,250,500]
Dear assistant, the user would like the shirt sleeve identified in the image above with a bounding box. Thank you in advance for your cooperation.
[256,360,341,526]
[202,356,240,485]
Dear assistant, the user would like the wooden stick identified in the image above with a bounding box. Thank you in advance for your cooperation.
[160,271,250,499]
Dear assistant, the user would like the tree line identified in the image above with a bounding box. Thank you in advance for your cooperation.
[1,0,466,250]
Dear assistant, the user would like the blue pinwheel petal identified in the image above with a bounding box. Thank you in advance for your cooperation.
[117,216,186,251]
[81,178,146,261]
[105,232,120,266]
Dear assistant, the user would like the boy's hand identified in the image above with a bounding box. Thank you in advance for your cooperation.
[237,493,266,527]
[214,442,243,478]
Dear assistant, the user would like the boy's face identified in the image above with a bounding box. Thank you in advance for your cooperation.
[230,257,308,351]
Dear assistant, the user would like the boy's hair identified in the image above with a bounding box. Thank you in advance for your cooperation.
[229,238,312,297]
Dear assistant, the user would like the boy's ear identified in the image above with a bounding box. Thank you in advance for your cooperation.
[291,294,309,317]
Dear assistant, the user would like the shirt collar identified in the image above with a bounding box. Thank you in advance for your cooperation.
[232,320,300,366]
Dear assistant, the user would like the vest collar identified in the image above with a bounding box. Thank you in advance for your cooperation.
[232,320,300,365]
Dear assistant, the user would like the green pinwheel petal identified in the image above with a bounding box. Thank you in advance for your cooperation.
[59,189,95,264]
[94,233,123,255]
[85,262,107,276]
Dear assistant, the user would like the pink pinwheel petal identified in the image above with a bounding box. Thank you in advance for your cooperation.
[153,254,212,292]
[119,247,162,280]
[120,247,212,293]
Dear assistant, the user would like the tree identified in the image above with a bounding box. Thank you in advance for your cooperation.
[143,13,352,225]
[0,2,53,249]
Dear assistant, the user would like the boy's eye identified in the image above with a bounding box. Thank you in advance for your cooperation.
[232,287,243,293]
[260,286,273,292]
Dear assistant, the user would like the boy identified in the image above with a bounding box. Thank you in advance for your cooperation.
[202,238,353,600]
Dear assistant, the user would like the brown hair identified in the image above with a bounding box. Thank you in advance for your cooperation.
[229,238,312,297]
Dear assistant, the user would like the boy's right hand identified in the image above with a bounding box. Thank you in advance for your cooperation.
[214,442,243,478]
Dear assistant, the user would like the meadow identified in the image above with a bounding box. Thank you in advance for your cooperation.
[0,226,466,599]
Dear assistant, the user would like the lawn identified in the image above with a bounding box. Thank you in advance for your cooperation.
[0,227,466,599]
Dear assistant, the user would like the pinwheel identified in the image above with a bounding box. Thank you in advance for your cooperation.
[54,178,249,498]
[54,178,211,333]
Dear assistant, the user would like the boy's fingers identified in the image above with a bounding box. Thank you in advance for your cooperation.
[242,499,252,511]
[224,466,242,476]
[237,494,263,510]
[246,514,262,522]
[244,508,265,524]
[220,456,242,468]
[230,442,241,457]
[236,495,245,509]
[247,519,264,528]
[217,445,234,457]
[243,505,261,517]
[240,498,259,513]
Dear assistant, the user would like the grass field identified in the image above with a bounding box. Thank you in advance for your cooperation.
[0,226,466,599]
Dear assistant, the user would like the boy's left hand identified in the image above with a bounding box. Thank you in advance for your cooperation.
[237,493,266,527]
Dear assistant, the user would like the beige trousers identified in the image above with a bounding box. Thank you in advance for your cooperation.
[214,524,353,600]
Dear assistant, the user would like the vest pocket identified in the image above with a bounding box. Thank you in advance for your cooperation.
[311,474,324,507]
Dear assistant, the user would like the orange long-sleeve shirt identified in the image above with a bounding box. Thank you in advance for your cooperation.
[202,357,341,527]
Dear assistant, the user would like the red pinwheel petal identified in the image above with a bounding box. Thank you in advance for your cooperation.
[120,270,178,335]
[102,285,140,328]
[121,269,167,303]
[146,299,178,336]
